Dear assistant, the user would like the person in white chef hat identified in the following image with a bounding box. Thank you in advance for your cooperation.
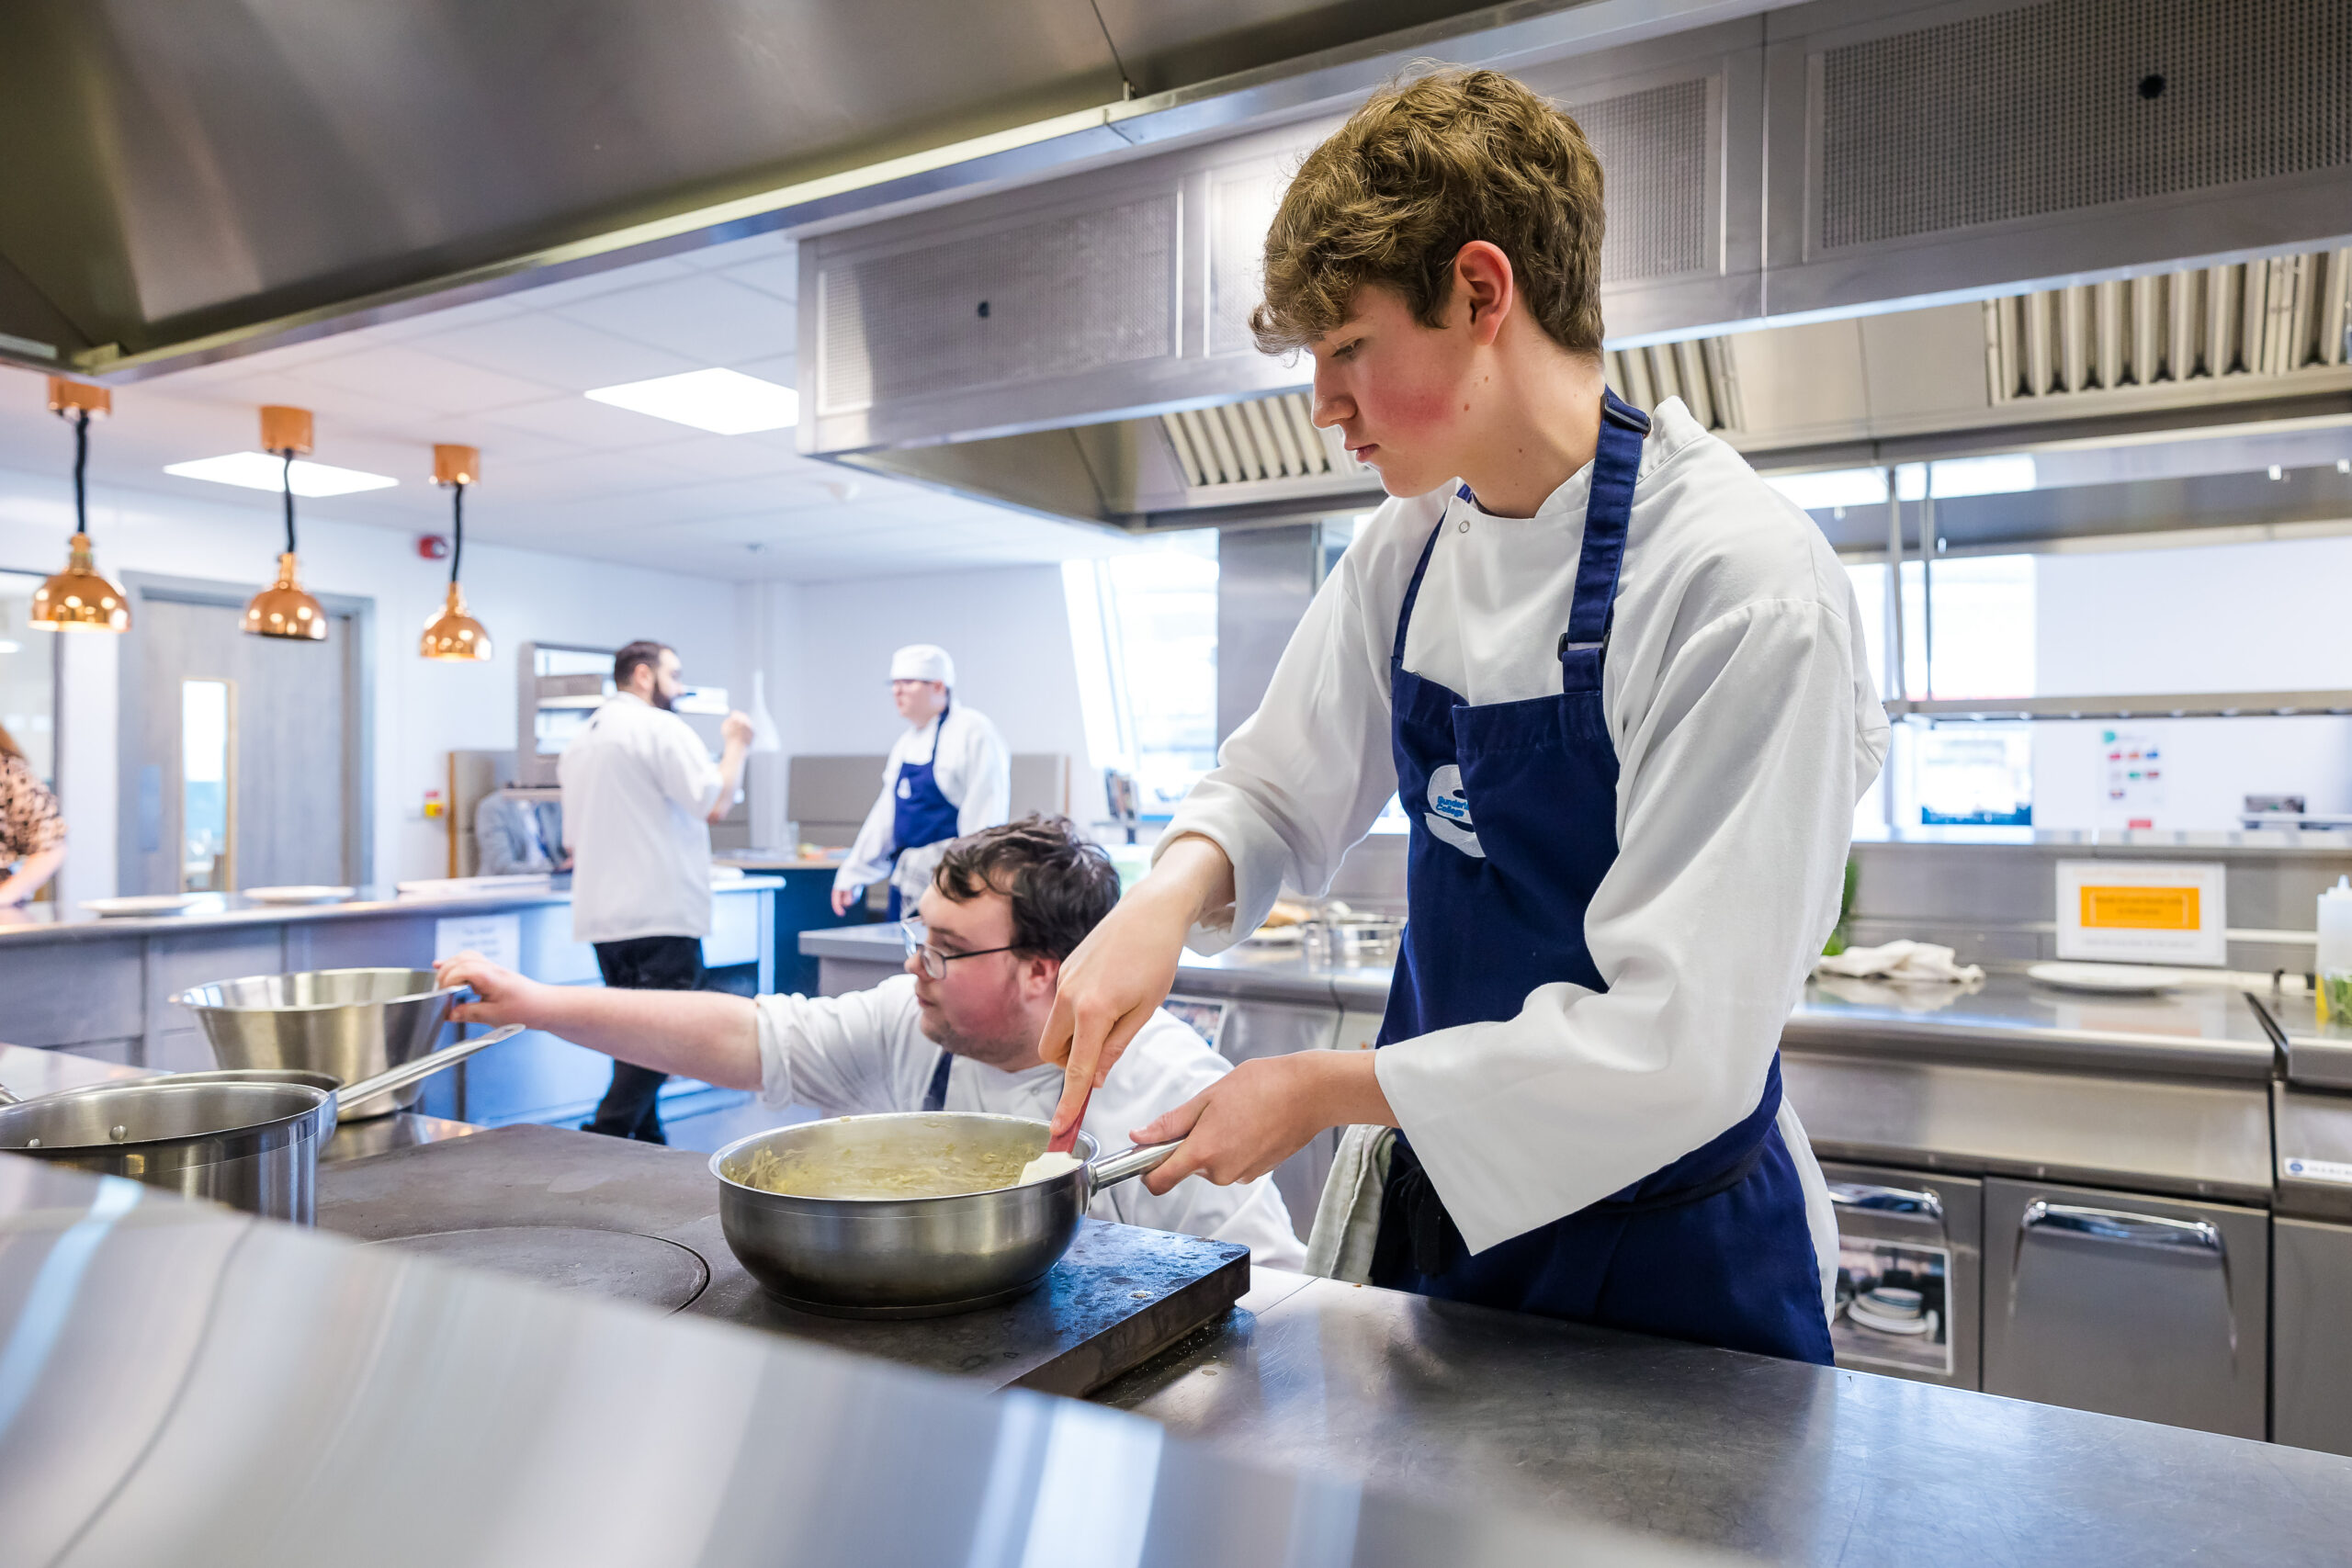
[831,644,1012,919]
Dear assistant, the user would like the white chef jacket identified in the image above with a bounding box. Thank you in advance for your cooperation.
[833,705,1012,908]
[1163,397,1888,1268]
[559,693,721,944]
[753,975,1306,1269]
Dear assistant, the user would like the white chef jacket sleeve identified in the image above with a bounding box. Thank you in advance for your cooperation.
[953,711,1012,834]
[1159,519,1409,952]
[653,719,723,815]
[833,738,908,896]
[752,976,920,1114]
[1374,591,1875,1254]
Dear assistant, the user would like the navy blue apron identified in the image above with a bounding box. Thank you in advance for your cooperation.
[1368,390,1833,1365]
[887,701,964,920]
[922,1049,954,1111]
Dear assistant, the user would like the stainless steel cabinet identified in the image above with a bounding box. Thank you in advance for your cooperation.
[1982,1177,2267,1438]
[2274,1218,2352,1456]
[1820,1161,1982,1390]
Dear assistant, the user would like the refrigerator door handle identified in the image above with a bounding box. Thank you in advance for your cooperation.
[2020,1200,2222,1254]
[1828,1182,1944,1224]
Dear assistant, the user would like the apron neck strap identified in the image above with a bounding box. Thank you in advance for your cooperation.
[1390,484,1472,666]
[1557,389,1649,692]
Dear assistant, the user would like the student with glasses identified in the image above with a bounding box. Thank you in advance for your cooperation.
[436,816,1303,1269]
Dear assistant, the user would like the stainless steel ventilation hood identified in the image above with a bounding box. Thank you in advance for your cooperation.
[807,0,2352,545]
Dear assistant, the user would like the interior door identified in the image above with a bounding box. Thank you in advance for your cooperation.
[130,595,354,895]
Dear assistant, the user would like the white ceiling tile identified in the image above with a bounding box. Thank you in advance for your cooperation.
[679,234,794,272]
[480,394,686,452]
[295,344,560,415]
[717,252,800,303]
[628,433,815,480]
[550,275,796,365]
[416,312,703,391]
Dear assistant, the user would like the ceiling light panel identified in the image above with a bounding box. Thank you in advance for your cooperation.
[583,368,799,434]
[164,452,400,496]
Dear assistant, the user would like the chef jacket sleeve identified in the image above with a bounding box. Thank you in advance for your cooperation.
[653,719,723,815]
[1374,592,1876,1254]
[953,712,1012,834]
[1158,538,1402,951]
[833,738,907,895]
[752,977,919,1114]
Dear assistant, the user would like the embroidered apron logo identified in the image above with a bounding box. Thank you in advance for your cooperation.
[1423,763,1485,858]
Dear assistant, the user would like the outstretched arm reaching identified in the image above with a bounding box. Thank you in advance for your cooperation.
[435,953,761,1091]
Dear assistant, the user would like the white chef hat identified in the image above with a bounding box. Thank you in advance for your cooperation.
[889,644,955,686]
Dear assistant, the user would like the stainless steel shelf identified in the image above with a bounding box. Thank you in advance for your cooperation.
[1888,689,2352,722]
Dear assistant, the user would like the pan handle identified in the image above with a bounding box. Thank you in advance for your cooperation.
[336,1023,523,1106]
[0,1082,17,1108]
[1088,1141,1182,1194]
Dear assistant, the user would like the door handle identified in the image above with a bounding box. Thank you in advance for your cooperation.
[2018,1200,2221,1254]
[1827,1182,1943,1223]
[2010,1199,2235,1361]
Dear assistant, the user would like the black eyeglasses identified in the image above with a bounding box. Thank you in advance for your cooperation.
[899,919,1019,980]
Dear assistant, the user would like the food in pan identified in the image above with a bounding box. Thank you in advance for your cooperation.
[729,1138,1032,1200]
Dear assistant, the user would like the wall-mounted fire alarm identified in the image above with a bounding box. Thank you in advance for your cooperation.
[417,534,451,560]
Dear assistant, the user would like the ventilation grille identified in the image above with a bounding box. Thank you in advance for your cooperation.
[1160,393,1362,490]
[1819,0,2352,252]
[1573,77,1713,284]
[818,195,1178,416]
[1986,248,2352,400]
[1604,338,1741,431]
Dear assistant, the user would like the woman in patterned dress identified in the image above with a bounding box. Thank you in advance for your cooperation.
[0,723,65,905]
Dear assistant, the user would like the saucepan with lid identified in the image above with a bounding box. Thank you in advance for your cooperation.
[711,1111,1178,1318]
[0,1024,521,1223]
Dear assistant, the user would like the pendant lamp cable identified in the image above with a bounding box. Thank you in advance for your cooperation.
[277,448,298,555]
[57,407,90,536]
[448,479,466,586]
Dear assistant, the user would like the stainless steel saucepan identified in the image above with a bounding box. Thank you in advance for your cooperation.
[711,1111,1178,1319]
[0,1024,522,1223]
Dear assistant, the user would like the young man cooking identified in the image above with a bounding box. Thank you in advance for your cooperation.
[437,817,1303,1269]
[1038,70,1887,1361]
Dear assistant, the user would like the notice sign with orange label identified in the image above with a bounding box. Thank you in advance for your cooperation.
[2056,860,2225,965]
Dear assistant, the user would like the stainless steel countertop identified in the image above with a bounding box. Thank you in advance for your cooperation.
[0,874,780,946]
[804,924,2284,1077]
[0,1157,1714,1567]
[1100,1269,2352,1567]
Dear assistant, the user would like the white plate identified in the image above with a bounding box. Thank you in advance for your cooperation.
[81,895,201,918]
[2027,961,2188,995]
[242,885,357,905]
[1847,1300,1935,1336]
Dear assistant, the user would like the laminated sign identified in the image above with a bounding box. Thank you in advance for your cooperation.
[2054,860,2225,966]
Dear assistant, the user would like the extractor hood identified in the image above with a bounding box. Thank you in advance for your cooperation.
[806,0,2352,545]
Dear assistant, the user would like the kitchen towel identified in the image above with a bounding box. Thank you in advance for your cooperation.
[1304,1123,1395,1283]
[1815,939,1984,984]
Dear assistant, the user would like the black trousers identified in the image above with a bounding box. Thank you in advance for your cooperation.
[584,934,706,1144]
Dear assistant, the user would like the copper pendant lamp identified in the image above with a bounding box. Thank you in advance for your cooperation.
[30,378,130,632]
[420,444,492,661]
[243,405,328,641]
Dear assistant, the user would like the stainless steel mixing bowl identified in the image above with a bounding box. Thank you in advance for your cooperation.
[711,1111,1175,1319]
[173,967,463,1119]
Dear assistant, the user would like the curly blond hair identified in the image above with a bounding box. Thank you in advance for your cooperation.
[1250,68,1606,357]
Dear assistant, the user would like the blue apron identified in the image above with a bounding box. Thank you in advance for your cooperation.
[887,702,964,920]
[1368,390,1833,1365]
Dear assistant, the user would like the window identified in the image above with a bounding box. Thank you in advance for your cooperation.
[181,679,233,893]
[0,571,57,789]
[1063,533,1219,818]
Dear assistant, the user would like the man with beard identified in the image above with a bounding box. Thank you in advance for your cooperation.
[435,816,1302,1266]
[558,638,753,1143]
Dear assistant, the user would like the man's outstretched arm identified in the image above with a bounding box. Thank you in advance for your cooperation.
[435,953,761,1091]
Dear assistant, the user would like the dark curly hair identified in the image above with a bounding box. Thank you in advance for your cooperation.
[932,815,1120,962]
